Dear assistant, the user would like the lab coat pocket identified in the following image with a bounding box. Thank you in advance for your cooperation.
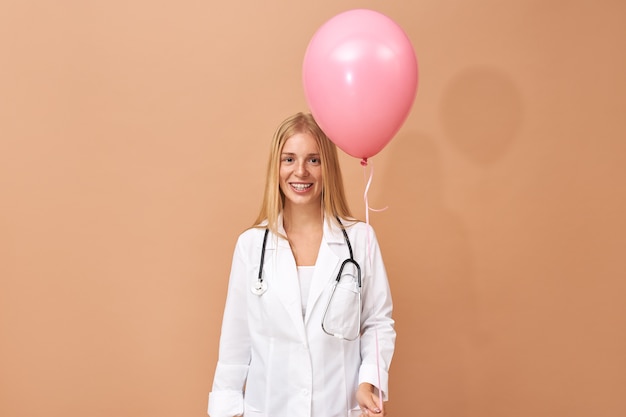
[321,270,360,340]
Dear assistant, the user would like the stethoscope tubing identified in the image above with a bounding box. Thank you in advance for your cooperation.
[252,218,362,340]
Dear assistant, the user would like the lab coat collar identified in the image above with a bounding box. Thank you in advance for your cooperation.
[262,213,346,248]
[323,216,347,244]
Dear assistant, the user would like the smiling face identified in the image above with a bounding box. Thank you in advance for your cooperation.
[279,132,323,210]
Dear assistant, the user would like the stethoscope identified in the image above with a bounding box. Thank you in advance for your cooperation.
[251,219,362,341]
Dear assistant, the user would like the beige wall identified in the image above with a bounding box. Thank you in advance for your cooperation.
[1,1,625,416]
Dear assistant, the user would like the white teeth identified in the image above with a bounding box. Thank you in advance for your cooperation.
[291,183,312,191]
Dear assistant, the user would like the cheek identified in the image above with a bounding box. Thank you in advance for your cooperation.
[315,169,324,183]
[278,171,289,190]
[278,168,287,182]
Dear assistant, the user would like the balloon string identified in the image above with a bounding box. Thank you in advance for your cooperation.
[362,160,388,269]
[362,160,386,411]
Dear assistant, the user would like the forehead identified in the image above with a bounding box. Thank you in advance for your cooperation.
[282,132,319,153]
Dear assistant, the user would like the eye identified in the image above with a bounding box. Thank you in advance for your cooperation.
[282,156,294,163]
[309,157,320,164]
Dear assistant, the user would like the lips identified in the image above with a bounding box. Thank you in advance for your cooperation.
[290,183,313,192]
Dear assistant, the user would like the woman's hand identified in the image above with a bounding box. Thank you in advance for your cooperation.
[356,383,385,417]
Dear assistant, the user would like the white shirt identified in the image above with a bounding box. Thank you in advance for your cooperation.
[297,266,315,317]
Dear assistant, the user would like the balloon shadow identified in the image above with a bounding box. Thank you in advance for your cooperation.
[440,67,524,166]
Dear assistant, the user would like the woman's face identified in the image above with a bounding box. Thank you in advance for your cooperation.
[279,132,323,209]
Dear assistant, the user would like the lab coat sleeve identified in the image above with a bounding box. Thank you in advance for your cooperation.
[357,225,396,401]
[208,236,251,417]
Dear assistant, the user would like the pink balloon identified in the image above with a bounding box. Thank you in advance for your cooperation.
[303,9,418,162]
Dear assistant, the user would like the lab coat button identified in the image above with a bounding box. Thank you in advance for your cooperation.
[301,389,309,396]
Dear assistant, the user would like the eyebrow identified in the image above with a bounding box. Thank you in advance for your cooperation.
[281,152,320,157]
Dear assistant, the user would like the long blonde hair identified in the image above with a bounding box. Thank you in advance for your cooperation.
[253,112,353,235]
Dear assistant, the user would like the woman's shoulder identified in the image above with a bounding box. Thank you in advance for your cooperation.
[238,225,267,239]
[336,218,378,241]
[339,218,375,232]
[235,226,268,248]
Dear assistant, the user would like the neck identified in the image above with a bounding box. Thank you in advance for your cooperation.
[283,203,323,233]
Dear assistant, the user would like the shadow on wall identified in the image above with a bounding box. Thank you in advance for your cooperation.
[440,67,524,166]
[372,130,478,416]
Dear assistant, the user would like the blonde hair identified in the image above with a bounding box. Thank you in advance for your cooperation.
[253,112,353,235]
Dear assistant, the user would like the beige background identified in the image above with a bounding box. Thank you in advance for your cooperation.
[1,1,625,416]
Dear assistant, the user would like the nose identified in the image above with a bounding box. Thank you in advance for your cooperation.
[295,160,308,177]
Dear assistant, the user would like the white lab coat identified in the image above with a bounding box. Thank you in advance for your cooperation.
[208,217,395,417]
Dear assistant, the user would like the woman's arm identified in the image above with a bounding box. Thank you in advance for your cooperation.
[208,237,252,417]
[357,225,396,402]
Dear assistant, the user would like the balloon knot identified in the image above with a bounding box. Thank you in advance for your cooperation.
[360,158,368,167]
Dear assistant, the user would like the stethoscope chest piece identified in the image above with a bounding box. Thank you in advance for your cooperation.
[252,229,270,296]
[251,279,267,296]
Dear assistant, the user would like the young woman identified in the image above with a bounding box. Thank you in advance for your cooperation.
[208,112,395,417]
